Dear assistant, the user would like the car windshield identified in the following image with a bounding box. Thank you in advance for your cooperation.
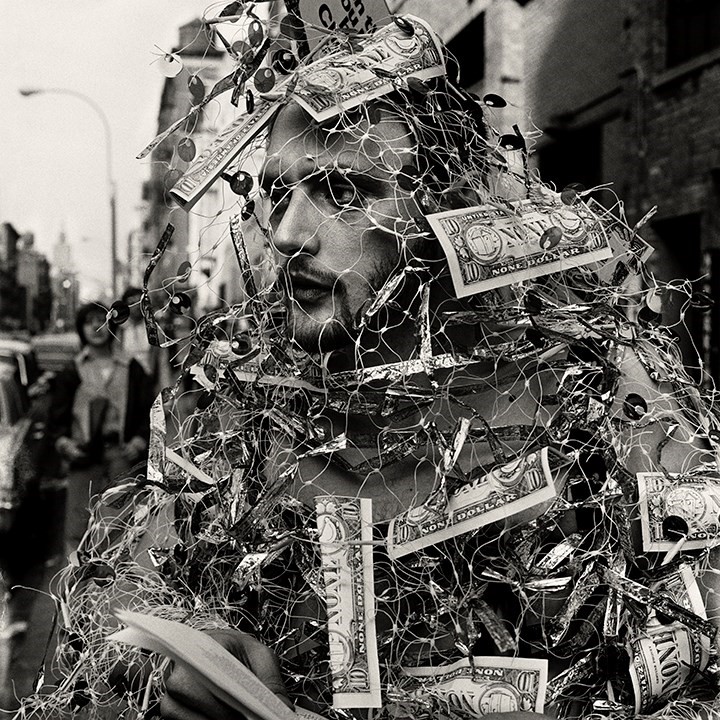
[0,373,24,426]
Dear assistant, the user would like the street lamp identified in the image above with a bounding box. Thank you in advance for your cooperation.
[19,87,119,298]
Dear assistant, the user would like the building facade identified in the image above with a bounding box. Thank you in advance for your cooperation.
[0,224,54,334]
[139,19,234,322]
[0,223,23,330]
[16,234,52,334]
[49,231,79,332]
[398,0,720,382]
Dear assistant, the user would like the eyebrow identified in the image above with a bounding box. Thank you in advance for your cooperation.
[261,153,396,195]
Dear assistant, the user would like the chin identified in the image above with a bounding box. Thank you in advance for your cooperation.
[291,321,355,354]
[287,308,355,354]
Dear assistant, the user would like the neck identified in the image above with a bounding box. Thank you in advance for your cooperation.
[85,343,112,358]
[323,315,418,373]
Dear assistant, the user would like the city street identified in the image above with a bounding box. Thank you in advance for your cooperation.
[0,2,719,717]
[0,480,66,711]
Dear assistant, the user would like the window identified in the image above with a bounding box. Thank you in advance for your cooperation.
[536,124,603,194]
[666,0,720,68]
[446,12,485,88]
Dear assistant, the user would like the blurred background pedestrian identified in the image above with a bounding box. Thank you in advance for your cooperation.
[47,302,152,557]
[119,286,160,394]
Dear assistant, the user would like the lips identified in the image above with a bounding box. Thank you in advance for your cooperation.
[287,269,334,303]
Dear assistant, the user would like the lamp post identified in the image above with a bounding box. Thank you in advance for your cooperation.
[19,87,119,298]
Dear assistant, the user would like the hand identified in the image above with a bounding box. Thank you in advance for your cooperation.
[122,435,147,462]
[56,436,87,462]
[160,629,291,720]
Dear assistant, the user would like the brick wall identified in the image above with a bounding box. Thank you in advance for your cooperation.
[523,0,625,134]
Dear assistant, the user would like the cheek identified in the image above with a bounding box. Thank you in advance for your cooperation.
[316,207,404,279]
[342,242,402,297]
[363,197,418,250]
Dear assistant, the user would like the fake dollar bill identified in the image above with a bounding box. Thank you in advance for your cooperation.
[588,198,653,287]
[170,97,280,211]
[402,656,548,716]
[427,199,613,297]
[315,496,381,708]
[637,472,720,552]
[387,447,564,559]
[109,611,298,720]
[291,15,444,122]
[627,566,711,713]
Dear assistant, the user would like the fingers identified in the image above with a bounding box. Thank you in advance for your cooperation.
[159,631,292,720]
[162,663,241,720]
[201,630,291,705]
[160,690,215,720]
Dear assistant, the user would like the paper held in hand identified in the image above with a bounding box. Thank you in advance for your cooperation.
[108,611,298,720]
[427,198,613,297]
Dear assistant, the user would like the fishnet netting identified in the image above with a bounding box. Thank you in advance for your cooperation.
[13,6,720,720]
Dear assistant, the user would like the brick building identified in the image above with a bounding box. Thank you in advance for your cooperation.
[397,0,720,382]
[621,0,720,382]
[0,223,24,330]
[520,0,720,381]
[140,19,233,320]
[16,234,52,334]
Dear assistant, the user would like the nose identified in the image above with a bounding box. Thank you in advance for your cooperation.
[270,183,321,260]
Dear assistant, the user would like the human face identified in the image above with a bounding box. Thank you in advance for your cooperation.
[83,312,111,347]
[262,102,417,353]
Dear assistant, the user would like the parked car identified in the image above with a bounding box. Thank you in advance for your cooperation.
[31,332,80,374]
[0,337,41,403]
[0,365,43,532]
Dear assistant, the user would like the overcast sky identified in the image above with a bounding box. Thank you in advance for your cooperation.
[0,1,208,299]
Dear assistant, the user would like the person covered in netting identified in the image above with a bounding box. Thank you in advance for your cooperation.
[16,8,720,720]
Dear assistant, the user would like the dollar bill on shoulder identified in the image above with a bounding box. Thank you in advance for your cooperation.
[586,198,653,287]
[627,566,711,713]
[170,97,280,211]
[637,472,720,552]
[315,496,381,708]
[291,15,444,122]
[402,656,548,716]
[427,198,613,297]
[387,447,566,559]
[108,611,298,720]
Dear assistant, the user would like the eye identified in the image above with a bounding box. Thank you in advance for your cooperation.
[267,182,290,218]
[322,176,362,209]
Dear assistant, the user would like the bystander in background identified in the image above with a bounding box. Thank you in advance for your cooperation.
[47,302,153,556]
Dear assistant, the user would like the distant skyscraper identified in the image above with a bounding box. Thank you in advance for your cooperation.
[52,230,74,276]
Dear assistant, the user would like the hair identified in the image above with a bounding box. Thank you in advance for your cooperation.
[392,77,488,200]
[75,302,115,346]
[121,286,143,303]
